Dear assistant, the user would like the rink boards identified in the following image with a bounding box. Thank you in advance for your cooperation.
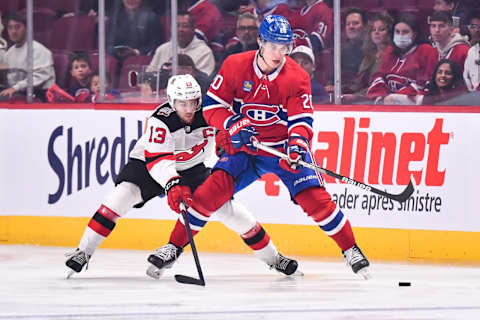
[1,103,480,263]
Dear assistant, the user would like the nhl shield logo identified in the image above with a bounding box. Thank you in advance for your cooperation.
[242,81,253,92]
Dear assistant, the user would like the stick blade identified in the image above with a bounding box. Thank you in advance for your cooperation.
[174,274,205,286]
[392,179,415,203]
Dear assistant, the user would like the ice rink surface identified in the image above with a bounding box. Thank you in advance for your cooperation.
[1,245,479,320]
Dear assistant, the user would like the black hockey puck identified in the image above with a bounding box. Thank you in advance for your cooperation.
[398,282,411,286]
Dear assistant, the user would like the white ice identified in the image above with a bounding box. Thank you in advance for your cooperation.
[1,244,479,320]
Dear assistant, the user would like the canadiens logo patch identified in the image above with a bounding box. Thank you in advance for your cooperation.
[157,106,173,117]
[240,104,281,126]
[242,81,253,92]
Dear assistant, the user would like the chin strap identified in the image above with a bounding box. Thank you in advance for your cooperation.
[254,48,271,99]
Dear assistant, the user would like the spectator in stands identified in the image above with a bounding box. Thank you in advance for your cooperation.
[463,35,480,91]
[75,72,122,103]
[290,0,333,54]
[89,73,122,102]
[251,0,291,22]
[179,0,222,45]
[432,0,463,33]
[325,8,366,95]
[158,54,212,94]
[290,45,328,104]
[148,11,215,77]
[419,59,468,104]
[66,52,93,98]
[0,11,55,102]
[367,13,438,105]
[466,10,480,47]
[107,0,162,59]
[342,12,394,104]
[434,0,456,12]
[0,14,7,67]
[430,11,469,72]
[223,13,259,61]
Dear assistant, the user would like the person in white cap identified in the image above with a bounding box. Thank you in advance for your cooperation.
[290,45,328,104]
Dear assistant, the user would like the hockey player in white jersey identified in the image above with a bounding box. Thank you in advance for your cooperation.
[65,74,298,279]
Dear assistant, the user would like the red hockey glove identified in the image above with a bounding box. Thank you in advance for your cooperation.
[165,177,193,214]
[215,130,236,156]
[225,114,258,152]
[279,136,310,173]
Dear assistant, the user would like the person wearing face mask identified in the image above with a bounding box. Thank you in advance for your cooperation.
[367,14,438,105]
[418,59,468,105]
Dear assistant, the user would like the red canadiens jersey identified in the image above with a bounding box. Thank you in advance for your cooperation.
[130,102,215,188]
[290,0,333,50]
[367,44,438,98]
[203,51,314,148]
[189,0,221,43]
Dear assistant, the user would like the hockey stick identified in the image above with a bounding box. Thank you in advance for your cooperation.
[174,202,206,286]
[252,140,414,203]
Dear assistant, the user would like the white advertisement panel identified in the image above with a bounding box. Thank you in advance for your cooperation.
[1,108,479,232]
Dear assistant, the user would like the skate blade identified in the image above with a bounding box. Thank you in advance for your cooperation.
[146,265,165,279]
[290,269,304,277]
[66,269,75,279]
[357,267,372,280]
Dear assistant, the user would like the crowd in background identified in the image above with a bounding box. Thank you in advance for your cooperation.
[1,0,480,105]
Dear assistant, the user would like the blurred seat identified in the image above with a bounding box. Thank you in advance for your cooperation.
[51,15,97,51]
[34,0,82,13]
[33,8,57,47]
[118,55,153,90]
[342,0,379,10]
[382,0,417,11]
[52,50,72,88]
[417,0,435,9]
[0,1,22,16]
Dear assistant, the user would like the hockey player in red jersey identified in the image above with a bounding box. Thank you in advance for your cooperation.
[154,14,371,279]
[65,74,299,279]
[367,14,438,105]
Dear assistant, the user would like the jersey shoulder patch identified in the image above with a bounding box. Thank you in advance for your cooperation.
[156,105,174,117]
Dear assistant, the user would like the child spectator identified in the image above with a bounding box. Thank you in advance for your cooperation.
[290,44,328,104]
[66,52,93,98]
[419,59,468,104]
[88,73,122,102]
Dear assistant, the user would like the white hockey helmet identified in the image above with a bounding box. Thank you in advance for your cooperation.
[166,74,202,111]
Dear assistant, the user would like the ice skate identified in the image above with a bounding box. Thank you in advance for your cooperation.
[65,249,90,279]
[146,244,183,279]
[270,253,303,276]
[343,244,371,279]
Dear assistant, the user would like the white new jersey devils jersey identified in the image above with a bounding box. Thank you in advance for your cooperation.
[129,102,215,188]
